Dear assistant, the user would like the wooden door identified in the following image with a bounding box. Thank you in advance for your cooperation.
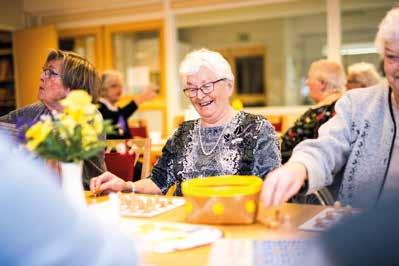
[13,25,58,108]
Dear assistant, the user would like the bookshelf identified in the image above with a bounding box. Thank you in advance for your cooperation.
[0,31,15,116]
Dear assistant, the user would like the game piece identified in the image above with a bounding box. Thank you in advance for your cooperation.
[299,207,361,232]
[333,201,342,208]
[325,210,335,220]
[118,193,186,217]
[281,214,293,230]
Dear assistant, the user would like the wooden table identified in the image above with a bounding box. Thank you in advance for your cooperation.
[86,193,324,266]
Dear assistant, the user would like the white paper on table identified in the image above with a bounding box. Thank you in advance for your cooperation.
[120,220,224,253]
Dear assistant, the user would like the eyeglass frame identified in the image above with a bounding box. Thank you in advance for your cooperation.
[42,67,62,79]
[183,78,227,98]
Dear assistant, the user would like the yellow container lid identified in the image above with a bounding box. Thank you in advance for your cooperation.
[182,175,263,197]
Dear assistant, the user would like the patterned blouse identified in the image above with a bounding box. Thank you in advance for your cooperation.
[150,111,281,196]
[281,101,337,163]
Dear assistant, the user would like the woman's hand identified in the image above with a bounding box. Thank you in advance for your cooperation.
[134,85,158,105]
[260,162,308,207]
[90,171,131,195]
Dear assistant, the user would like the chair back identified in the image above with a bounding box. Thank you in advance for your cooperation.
[106,138,152,180]
[128,118,148,138]
[129,126,148,138]
[264,115,283,132]
[105,152,136,182]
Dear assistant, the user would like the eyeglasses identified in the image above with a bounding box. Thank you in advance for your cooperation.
[183,78,226,98]
[42,67,61,79]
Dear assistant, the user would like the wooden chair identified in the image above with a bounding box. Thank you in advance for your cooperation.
[264,114,283,133]
[106,138,152,180]
[128,119,148,138]
[105,152,136,182]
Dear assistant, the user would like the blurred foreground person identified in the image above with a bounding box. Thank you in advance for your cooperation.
[0,133,137,266]
[307,199,399,266]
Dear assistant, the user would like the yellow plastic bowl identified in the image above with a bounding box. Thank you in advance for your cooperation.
[182,175,263,224]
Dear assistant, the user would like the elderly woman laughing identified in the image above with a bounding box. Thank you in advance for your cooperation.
[91,48,281,196]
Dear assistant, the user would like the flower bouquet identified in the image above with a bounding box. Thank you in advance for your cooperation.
[25,90,113,162]
[25,90,113,209]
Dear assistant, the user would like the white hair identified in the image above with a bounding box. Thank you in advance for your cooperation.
[100,70,123,96]
[347,62,381,87]
[179,48,234,84]
[309,59,347,93]
[375,8,399,56]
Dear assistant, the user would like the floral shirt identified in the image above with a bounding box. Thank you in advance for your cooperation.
[150,111,281,196]
[281,101,337,163]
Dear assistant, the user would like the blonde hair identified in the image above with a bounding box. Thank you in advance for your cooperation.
[308,59,347,93]
[375,8,399,56]
[45,49,100,100]
[179,48,234,84]
[99,70,123,97]
[347,62,381,88]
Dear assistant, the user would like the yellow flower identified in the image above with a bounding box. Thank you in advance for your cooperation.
[81,123,98,149]
[92,113,103,134]
[59,114,77,136]
[25,119,52,151]
[60,90,92,109]
[61,90,97,124]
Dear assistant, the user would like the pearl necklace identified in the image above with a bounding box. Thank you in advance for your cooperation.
[198,114,236,156]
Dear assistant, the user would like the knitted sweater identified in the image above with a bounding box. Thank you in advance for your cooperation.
[290,82,396,208]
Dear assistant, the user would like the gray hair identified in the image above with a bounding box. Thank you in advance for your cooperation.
[99,70,123,97]
[46,49,100,100]
[179,48,234,84]
[375,8,399,56]
[309,59,347,93]
[347,62,381,88]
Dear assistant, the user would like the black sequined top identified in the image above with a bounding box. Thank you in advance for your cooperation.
[150,111,281,196]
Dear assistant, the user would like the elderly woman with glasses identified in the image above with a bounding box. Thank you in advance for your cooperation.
[261,8,399,208]
[90,48,281,196]
[0,49,106,189]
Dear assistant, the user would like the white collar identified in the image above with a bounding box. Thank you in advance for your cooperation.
[98,97,118,112]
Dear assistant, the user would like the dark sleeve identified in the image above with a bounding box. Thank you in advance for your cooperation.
[253,119,282,178]
[149,137,176,195]
[281,104,337,164]
[148,123,193,195]
[82,132,107,189]
[0,108,20,123]
[98,103,119,122]
[119,100,138,119]
[280,109,313,163]
[0,103,48,126]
